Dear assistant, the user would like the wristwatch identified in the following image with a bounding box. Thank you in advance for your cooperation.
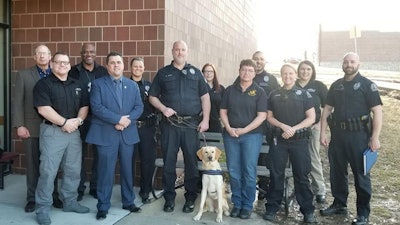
[78,118,84,126]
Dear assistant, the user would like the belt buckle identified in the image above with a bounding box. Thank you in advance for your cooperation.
[137,121,143,128]
[340,122,346,130]
[177,116,183,124]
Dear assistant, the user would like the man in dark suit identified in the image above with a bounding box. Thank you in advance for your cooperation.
[12,44,62,213]
[86,51,144,220]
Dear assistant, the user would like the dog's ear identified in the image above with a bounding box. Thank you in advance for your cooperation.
[196,148,204,160]
[215,148,222,160]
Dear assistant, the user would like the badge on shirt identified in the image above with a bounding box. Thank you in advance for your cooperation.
[295,90,302,95]
[75,87,81,96]
[354,82,361,90]
[263,76,269,82]
[189,68,195,75]
[248,90,257,96]
[182,70,187,75]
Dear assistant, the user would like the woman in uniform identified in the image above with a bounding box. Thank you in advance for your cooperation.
[263,64,317,223]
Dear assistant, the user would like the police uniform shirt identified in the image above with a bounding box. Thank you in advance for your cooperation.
[148,62,209,116]
[326,73,382,121]
[208,84,225,127]
[295,79,328,123]
[33,73,89,119]
[220,81,268,134]
[69,62,108,94]
[268,86,314,127]
[134,78,155,120]
[253,70,280,96]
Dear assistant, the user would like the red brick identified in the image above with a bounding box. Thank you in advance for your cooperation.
[151,10,164,24]
[103,0,116,10]
[144,0,157,9]
[110,11,122,25]
[144,26,157,40]
[26,29,38,43]
[89,0,102,10]
[117,0,129,10]
[70,13,83,27]
[64,28,76,41]
[26,0,39,13]
[96,42,109,56]
[32,14,45,28]
[143,56,158,70]
[38,29,50,42]
[137,41,150,55]
[13,30,25,42]
[14,58,27,71]
[64,0,76,11]
[76,28,89,41]
[137,10,150,25]
[117,27,129,41]
[20,43,32,57]
[83,12,96,26]
[38,0,51,12]
[157,56,164,68]
[57,43,70,53]
[76,0,89,11]
[96,12,108,26]
[158,0,165,8]
[11,15,20,28]
[70,43,83,56]
[57,13,70,27]
[103,27,116,41]
[12,44,20,57]
[110,42,123,54]
[20,14,32,28]
[50,28,63,42]
[90,28,102,41]
[45,14,57,27]
[13,0,26,14]
[157,25,164,39]
[123,11,136,25]
[130,26,143,40]
[123,41,137,55]
[51,0,63,12]
[130,0,143,9]
[151,40,163,55]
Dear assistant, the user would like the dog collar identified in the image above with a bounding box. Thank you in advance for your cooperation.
[202,170,223,175]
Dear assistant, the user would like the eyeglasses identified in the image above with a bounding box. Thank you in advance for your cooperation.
[203,70,214,74]
[52,60,70,66]
[36,52,50,56]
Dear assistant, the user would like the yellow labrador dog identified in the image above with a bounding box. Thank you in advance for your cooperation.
[193,146,230,223]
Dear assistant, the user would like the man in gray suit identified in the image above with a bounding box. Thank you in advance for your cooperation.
[12,44,62,213]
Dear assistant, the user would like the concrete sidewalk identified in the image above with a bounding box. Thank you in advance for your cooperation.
[1,174,268,225]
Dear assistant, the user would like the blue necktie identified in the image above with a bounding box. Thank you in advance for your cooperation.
[114,79,123,108]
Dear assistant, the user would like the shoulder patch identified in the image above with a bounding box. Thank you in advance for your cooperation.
[371,83,378,92]
[189,68,195,75]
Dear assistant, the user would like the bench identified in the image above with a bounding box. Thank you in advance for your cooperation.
[151,132,293,215]
[0,151,19,189]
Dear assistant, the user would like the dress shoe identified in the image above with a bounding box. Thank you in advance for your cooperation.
[52,198,63,209]
[77,192,84,202]
[239,209,252,219]
[163,201,175,212]
[63,201,90,213]
[142,197,151,204]
[122,204,142,213]
[89,189,97,199]
[230,207,241,218]
[352,215,369,225]
[320,203,348,216]
[263,212,277,221]
[316,195,326,203]
[96,211,107,220]
[37,212,51,225]
[182,200,195,213]
[24,201,35,213]
[303,213,318,223]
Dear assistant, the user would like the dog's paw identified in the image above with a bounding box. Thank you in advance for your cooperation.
[216,216,223,223]
[193,214,202,221]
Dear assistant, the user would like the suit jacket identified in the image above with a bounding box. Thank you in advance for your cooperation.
[12,66,42,137]
[86,75,144,146]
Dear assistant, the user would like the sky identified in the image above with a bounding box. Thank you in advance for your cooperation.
[255,0,400,62]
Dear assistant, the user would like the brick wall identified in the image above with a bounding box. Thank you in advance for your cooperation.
[10,0,257,184]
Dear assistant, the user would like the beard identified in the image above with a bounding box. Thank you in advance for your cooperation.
[343,65,359,76]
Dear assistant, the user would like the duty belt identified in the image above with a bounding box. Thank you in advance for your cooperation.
[328,114,370,132]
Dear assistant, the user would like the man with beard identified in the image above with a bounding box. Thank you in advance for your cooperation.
[320,52,383,225]
[69,43,108,201]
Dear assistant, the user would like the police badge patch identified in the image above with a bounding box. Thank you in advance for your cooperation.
[189,68,195,75]
[371,83,378,92]
[295,90,302,95]
[263,76,269,82]
[354,82,361,90]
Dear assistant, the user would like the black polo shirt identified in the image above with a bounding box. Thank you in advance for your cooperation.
[149,62,209,116]
[268,86,314,127]
[68,62,108,94]
[133,78,156,120]
[326,73,382,121]
[220,81,268,134]
[295,79,328,123]
[33,73,89,119]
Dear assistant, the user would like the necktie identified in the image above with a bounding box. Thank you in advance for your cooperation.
[114,79,123,108]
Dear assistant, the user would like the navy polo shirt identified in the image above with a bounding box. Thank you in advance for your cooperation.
[253,70,280,97]
[220,81,268,134]
[295,79,328,123]
[33,73,89,119]
[149,62,209,116]
[268,86,314,127]
[134,78,156,120]
[326,73,382,121]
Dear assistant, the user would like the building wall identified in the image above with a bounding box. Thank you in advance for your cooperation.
[10,0,257,181]
[319,30,400,71]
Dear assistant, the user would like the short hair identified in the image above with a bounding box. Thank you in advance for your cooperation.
[280,63,297,74]
[34,44,51,55]
[239,59,257,71]
[201,63,222,92]
[297,60,316,81]
[106,51,122,64]
[52,51,69,61]
[130,57,144,67]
